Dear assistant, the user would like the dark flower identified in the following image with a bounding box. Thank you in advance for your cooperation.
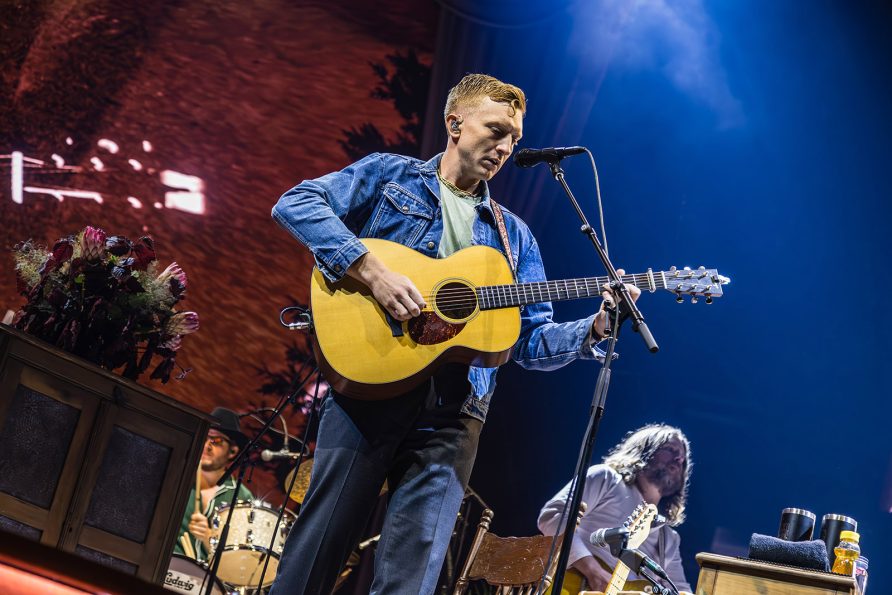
[13,226,198,383]
[105,235,132,256]
[37,255,57,278]
[132,236,156,270]
[51,239,74,264]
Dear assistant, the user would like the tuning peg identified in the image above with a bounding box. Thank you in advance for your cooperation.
[691,296,698,304]
[706,296,713,305]
[675,293,684,304]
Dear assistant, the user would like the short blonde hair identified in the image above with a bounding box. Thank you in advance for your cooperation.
[444,73,527,119]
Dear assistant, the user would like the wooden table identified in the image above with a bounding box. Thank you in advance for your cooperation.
[696,553,857,595]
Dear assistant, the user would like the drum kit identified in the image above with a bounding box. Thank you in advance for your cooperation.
[163,460,314,595]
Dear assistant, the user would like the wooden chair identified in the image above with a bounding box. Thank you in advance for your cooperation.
[453,505,586,595]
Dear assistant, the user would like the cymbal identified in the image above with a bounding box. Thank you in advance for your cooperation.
[285,459,314,504]
[284,459,389,504]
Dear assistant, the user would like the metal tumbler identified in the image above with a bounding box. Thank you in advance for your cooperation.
[778,508,816,541]
[819,513,857,562]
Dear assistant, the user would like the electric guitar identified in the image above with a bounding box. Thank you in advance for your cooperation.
[548,503,659,595]
[309,239,729,399]
[602,503,660,595]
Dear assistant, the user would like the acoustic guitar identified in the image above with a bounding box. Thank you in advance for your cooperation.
[309,238,728,399]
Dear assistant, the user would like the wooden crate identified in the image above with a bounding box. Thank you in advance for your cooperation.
[0,324,213,585]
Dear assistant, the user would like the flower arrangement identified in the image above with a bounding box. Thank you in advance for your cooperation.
[11,226,198,383]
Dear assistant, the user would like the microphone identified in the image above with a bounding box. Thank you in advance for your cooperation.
[513,146,586,168]
[260,449,302,462]
[589,526,630,547]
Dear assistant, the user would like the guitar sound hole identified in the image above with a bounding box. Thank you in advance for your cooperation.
[434,282,477,320]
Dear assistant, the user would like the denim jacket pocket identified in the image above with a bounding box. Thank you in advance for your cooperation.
[366,183,434,246]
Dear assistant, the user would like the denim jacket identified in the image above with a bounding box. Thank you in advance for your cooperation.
[272,152,605,422]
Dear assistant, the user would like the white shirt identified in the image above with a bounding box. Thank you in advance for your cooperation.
[538,464,691,592]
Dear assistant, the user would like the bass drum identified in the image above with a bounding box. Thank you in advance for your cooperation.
[210,500,296,588]
[164,553,228,595]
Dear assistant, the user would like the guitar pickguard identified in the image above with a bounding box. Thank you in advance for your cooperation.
[407,312,465,345]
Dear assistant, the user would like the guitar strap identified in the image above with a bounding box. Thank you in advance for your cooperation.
[489,199,516,277]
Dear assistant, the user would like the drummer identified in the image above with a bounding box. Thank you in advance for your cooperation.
[174,407,253,561]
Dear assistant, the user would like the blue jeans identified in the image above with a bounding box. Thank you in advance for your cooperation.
[269,365,483,595]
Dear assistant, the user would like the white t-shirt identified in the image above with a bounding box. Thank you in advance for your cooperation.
[538,464,691,592]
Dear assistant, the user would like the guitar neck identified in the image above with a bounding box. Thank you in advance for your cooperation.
[477,273,663,310]
[604,561,632,595]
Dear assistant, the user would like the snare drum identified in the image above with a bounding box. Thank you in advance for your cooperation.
[210,500,296,587]
[164,553,228,594]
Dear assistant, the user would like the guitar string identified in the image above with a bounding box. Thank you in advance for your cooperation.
[399,274,716,309]
[419,285,683,309]
[417,277,677,301]
[421,285,714,310]
[413,274,711,300]
[420,279,674,300]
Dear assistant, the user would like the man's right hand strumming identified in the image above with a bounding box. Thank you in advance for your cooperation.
[348,252,426,321]
[572,555,614,592]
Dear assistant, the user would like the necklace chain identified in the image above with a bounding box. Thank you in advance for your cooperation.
[437,168,481,199]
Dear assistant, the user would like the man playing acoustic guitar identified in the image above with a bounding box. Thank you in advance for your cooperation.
[539,424,693,594]
[269,73,639,595]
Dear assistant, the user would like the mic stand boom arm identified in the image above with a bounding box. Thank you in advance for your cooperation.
[543,157,659,595]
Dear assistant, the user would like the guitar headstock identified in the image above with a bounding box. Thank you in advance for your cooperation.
[623,503,659,549]
[660,266,730,304]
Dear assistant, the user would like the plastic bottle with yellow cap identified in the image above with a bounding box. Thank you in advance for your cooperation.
[831,530,861,576]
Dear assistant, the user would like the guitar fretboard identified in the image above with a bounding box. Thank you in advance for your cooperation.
[605,562,631,595]
[476,274,666,310]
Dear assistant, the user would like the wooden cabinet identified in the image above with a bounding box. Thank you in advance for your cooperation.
[0,324,213,585]
[696,553,857,595]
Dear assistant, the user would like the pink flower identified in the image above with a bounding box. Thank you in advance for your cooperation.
[80,226,107,261]
[157,262,187,293]
[164,311,199,335]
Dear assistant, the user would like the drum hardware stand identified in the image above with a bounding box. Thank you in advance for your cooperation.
[535,152,659,595]
[203,365,322,595]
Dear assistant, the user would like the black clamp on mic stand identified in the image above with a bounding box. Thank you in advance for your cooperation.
[616,548,679,595]
[201,366,322,595]
[538,150,659,595]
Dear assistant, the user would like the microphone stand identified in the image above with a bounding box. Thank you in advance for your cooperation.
[251,372,327,594]
[543,156,659,595]
[201,367,319,595]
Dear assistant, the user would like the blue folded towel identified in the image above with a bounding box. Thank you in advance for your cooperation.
[748,533,830,571]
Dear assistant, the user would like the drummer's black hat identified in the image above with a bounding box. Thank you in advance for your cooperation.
[209,407,248,449]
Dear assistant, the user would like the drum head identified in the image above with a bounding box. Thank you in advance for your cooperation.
[165,553,226,595]
[216,546,280,587]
